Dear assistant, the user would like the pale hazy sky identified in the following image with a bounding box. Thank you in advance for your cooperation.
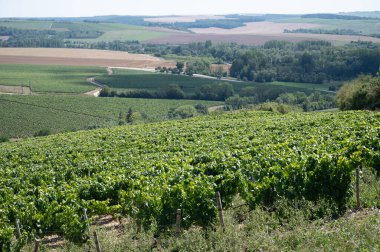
[0,0,379,17]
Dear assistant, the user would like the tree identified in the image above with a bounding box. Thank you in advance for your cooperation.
[126,108,134,124]
[170,105,197,119]
[118,111,124,125]
[176,61,185,72]
[336,74,380,110]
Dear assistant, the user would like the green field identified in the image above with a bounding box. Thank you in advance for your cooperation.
[0,94,221,138]
[0,110,378,248]
[73,28,171,42]
[96,69,236,93]
[267,81,340,91]
[0,20,172,42]
[0,64,104,93]
[0,20,53,30]
[97,69,336,94]
[274,17,380,35]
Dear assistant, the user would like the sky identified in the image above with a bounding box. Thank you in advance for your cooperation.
[0,0,379,18]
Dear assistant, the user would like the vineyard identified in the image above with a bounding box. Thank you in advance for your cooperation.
[95,68,235,93]
[0,94,221,138]
[0,64,104,93]
[0,110,379,249]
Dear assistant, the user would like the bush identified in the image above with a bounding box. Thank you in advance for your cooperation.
[168,105,197,119]
[337,74,380,110]
[34,129,51,137]
[0,136,9,143]
[194,104,209,115]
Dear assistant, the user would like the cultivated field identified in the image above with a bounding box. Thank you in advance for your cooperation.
[190,21,323,35]
[147,18,380,45]
[0,64,105,93]
[0,94,221,138]
[1,110,378,249]
[0,20,177,42]
[144,15,228,23]
[0,48,175,68]
[96,68,237,93]
[148,31,380,45]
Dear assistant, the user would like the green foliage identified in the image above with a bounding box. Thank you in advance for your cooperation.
[0,136,9,143]
[168,105,197,119]
[250,102,302,114]
[230,41,380,84]
[0,111,378,246]
[33,128,51,137]
[0,94,221,138]
[185,59,211,75]
[337,74,380,110]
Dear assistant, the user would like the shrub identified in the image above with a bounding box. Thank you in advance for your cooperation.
[0,136,9,143]
[34,129,51,137]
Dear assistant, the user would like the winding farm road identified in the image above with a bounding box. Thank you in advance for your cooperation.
[85,77,105,97]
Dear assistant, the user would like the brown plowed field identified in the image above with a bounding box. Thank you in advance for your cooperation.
[0,48,175,68]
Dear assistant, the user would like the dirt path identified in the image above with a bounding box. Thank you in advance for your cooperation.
[106,67,113,75]
[192,73,243,83]
[208,105,225,112]
[0,85,32,95]
[83,87,102,97]
[85,77,105,97]
[109,66,157,72]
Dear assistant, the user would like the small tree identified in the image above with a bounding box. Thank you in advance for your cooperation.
[126,108,133,124]
[169,105,197,119]
[176,61,185,73]
[118,111,124,125]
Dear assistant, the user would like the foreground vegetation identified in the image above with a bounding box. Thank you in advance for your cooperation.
[0,110,378,250]
[337,73,380,110]
[25,197,380,251]
[0,64,104,93]
[0,94,220,138]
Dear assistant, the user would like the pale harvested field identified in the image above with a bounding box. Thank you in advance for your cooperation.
[145,15,228,23]
[0,48,175,68]
[190,21,322,35]
[146,33,312,45]
[147,31,380,45]
[0,36,9,41]
[186,21,380,44]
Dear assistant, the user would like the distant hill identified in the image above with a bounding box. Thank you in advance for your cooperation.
[339,11,380,19]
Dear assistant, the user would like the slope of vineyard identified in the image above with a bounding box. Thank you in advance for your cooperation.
[0,110,379,247]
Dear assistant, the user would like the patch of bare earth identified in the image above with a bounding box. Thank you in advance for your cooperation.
[0,48,175,68]
[145,15,228,23]
[0,85,31,95]
[41,215,126,249]
[0,36,9,41]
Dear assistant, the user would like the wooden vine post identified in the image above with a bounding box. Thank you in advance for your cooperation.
[176,209,181,235]
[34,238,40,252]
[15,219,21,239]
[83,208,90,233]
[93,231,102,252]
[356,166,361,209]
[215,191,225,228]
